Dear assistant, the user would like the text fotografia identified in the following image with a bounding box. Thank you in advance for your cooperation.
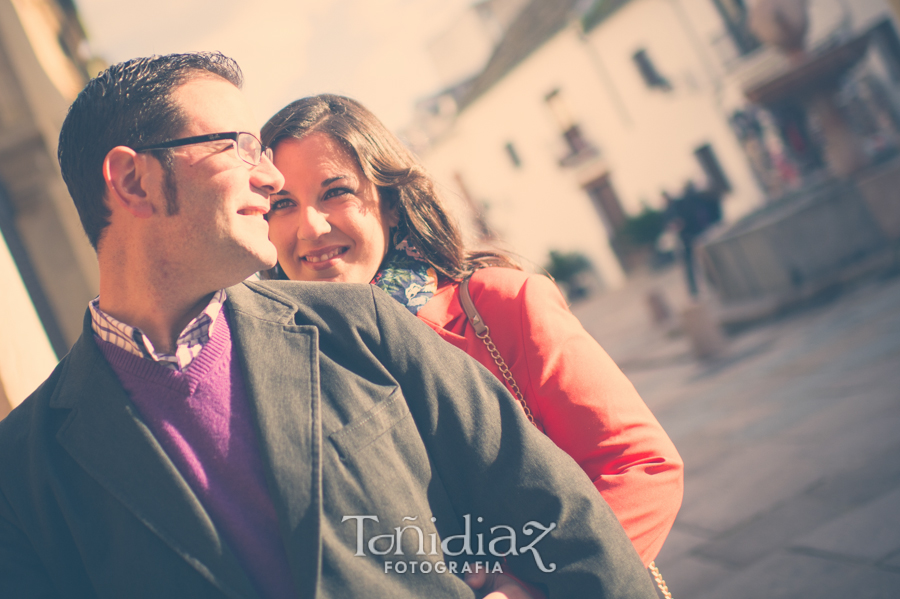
[342,514,558,573]
[386,560,503,575]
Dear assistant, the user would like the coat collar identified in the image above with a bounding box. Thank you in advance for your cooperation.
[49,283,322,598]
[226,282,323,596]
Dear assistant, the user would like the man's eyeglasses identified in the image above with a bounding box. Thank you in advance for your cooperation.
[132,132,273,166]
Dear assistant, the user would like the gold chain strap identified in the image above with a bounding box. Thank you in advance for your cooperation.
[474,327,536,425]
[649,561,673,598]
[458,277,536,426]
[458,276,672,598]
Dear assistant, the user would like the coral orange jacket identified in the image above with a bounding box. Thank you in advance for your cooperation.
[416,268,684,565]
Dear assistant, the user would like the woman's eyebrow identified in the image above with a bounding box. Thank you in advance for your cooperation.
[321,175,346,187]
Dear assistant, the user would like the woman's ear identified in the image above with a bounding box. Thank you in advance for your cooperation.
[377,187,402,229]
[385,205,401,229]
[103,146,156,218]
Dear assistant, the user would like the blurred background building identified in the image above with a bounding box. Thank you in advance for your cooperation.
[406,0,900,300]
[0,0,99,416]
[2,0,900,415]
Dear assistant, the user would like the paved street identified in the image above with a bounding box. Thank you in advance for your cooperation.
[571,264,900,599]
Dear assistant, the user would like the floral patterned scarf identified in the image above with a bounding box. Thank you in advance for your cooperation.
[371,237,438,315]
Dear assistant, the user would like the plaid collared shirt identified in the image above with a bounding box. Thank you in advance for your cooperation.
[89,290,226,371]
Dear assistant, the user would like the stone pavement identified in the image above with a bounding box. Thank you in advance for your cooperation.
[571,265,900,599]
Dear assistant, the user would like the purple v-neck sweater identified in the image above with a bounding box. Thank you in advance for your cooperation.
[97,314,296,598]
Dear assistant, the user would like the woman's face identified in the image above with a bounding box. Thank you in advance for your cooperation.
[267,132,398,283]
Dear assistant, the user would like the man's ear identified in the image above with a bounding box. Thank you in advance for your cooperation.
[103,146,157,218]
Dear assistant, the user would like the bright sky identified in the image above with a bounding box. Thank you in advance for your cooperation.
[74,0,475,132]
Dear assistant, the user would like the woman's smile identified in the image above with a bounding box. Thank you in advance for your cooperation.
[267,132,398,283]
[302,246,349,265]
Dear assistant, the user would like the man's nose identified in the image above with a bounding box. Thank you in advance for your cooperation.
[251,154,285,195]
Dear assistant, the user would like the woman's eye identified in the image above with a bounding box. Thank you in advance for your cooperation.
[267,198,293,214]
[323,187,352,200]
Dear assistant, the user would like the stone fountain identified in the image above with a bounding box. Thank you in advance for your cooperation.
[697,0,900,325]
[744,0,869,177]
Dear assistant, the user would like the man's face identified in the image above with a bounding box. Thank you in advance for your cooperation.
[147,76,284,289]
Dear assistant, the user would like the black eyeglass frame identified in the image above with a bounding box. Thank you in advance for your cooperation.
[132,131,273,166]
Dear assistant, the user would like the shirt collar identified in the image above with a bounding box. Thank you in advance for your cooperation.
[89,289,227,371]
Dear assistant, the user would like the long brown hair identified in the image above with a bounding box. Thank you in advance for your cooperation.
[261,94,517,280]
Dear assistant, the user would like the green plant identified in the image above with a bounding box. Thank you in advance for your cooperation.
[545,250,594,300]
[545,250,592,281]
[618,206,666,248]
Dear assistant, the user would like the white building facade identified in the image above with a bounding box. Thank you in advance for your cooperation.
[415,0,898,289]
[0,0,99,415]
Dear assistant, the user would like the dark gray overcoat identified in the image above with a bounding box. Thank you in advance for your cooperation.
[0,281,657,598]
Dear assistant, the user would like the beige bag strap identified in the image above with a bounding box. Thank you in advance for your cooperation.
[459,275,674,599]
[459,276,536,426]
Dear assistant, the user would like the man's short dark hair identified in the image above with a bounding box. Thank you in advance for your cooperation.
[58,52,243,250]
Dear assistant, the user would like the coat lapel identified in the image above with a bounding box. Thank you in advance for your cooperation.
[226,283,323,599]
[50,312,260,599]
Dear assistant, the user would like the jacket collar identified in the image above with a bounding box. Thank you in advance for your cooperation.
[225,282,323,596]
[49,283,322,598]
[415,279,468,336]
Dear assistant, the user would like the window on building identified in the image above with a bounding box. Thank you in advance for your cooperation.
[545,89,573,128]
[545,89,597,166]
[562,125,591,156]
[711,0,760,56]
[504,142,522,168]
[632,49,671,91]
[694,143,732,194]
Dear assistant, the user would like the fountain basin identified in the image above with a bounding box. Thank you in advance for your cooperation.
[699,156,900,324]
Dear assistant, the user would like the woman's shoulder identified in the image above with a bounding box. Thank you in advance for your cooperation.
[467,267,562,305]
